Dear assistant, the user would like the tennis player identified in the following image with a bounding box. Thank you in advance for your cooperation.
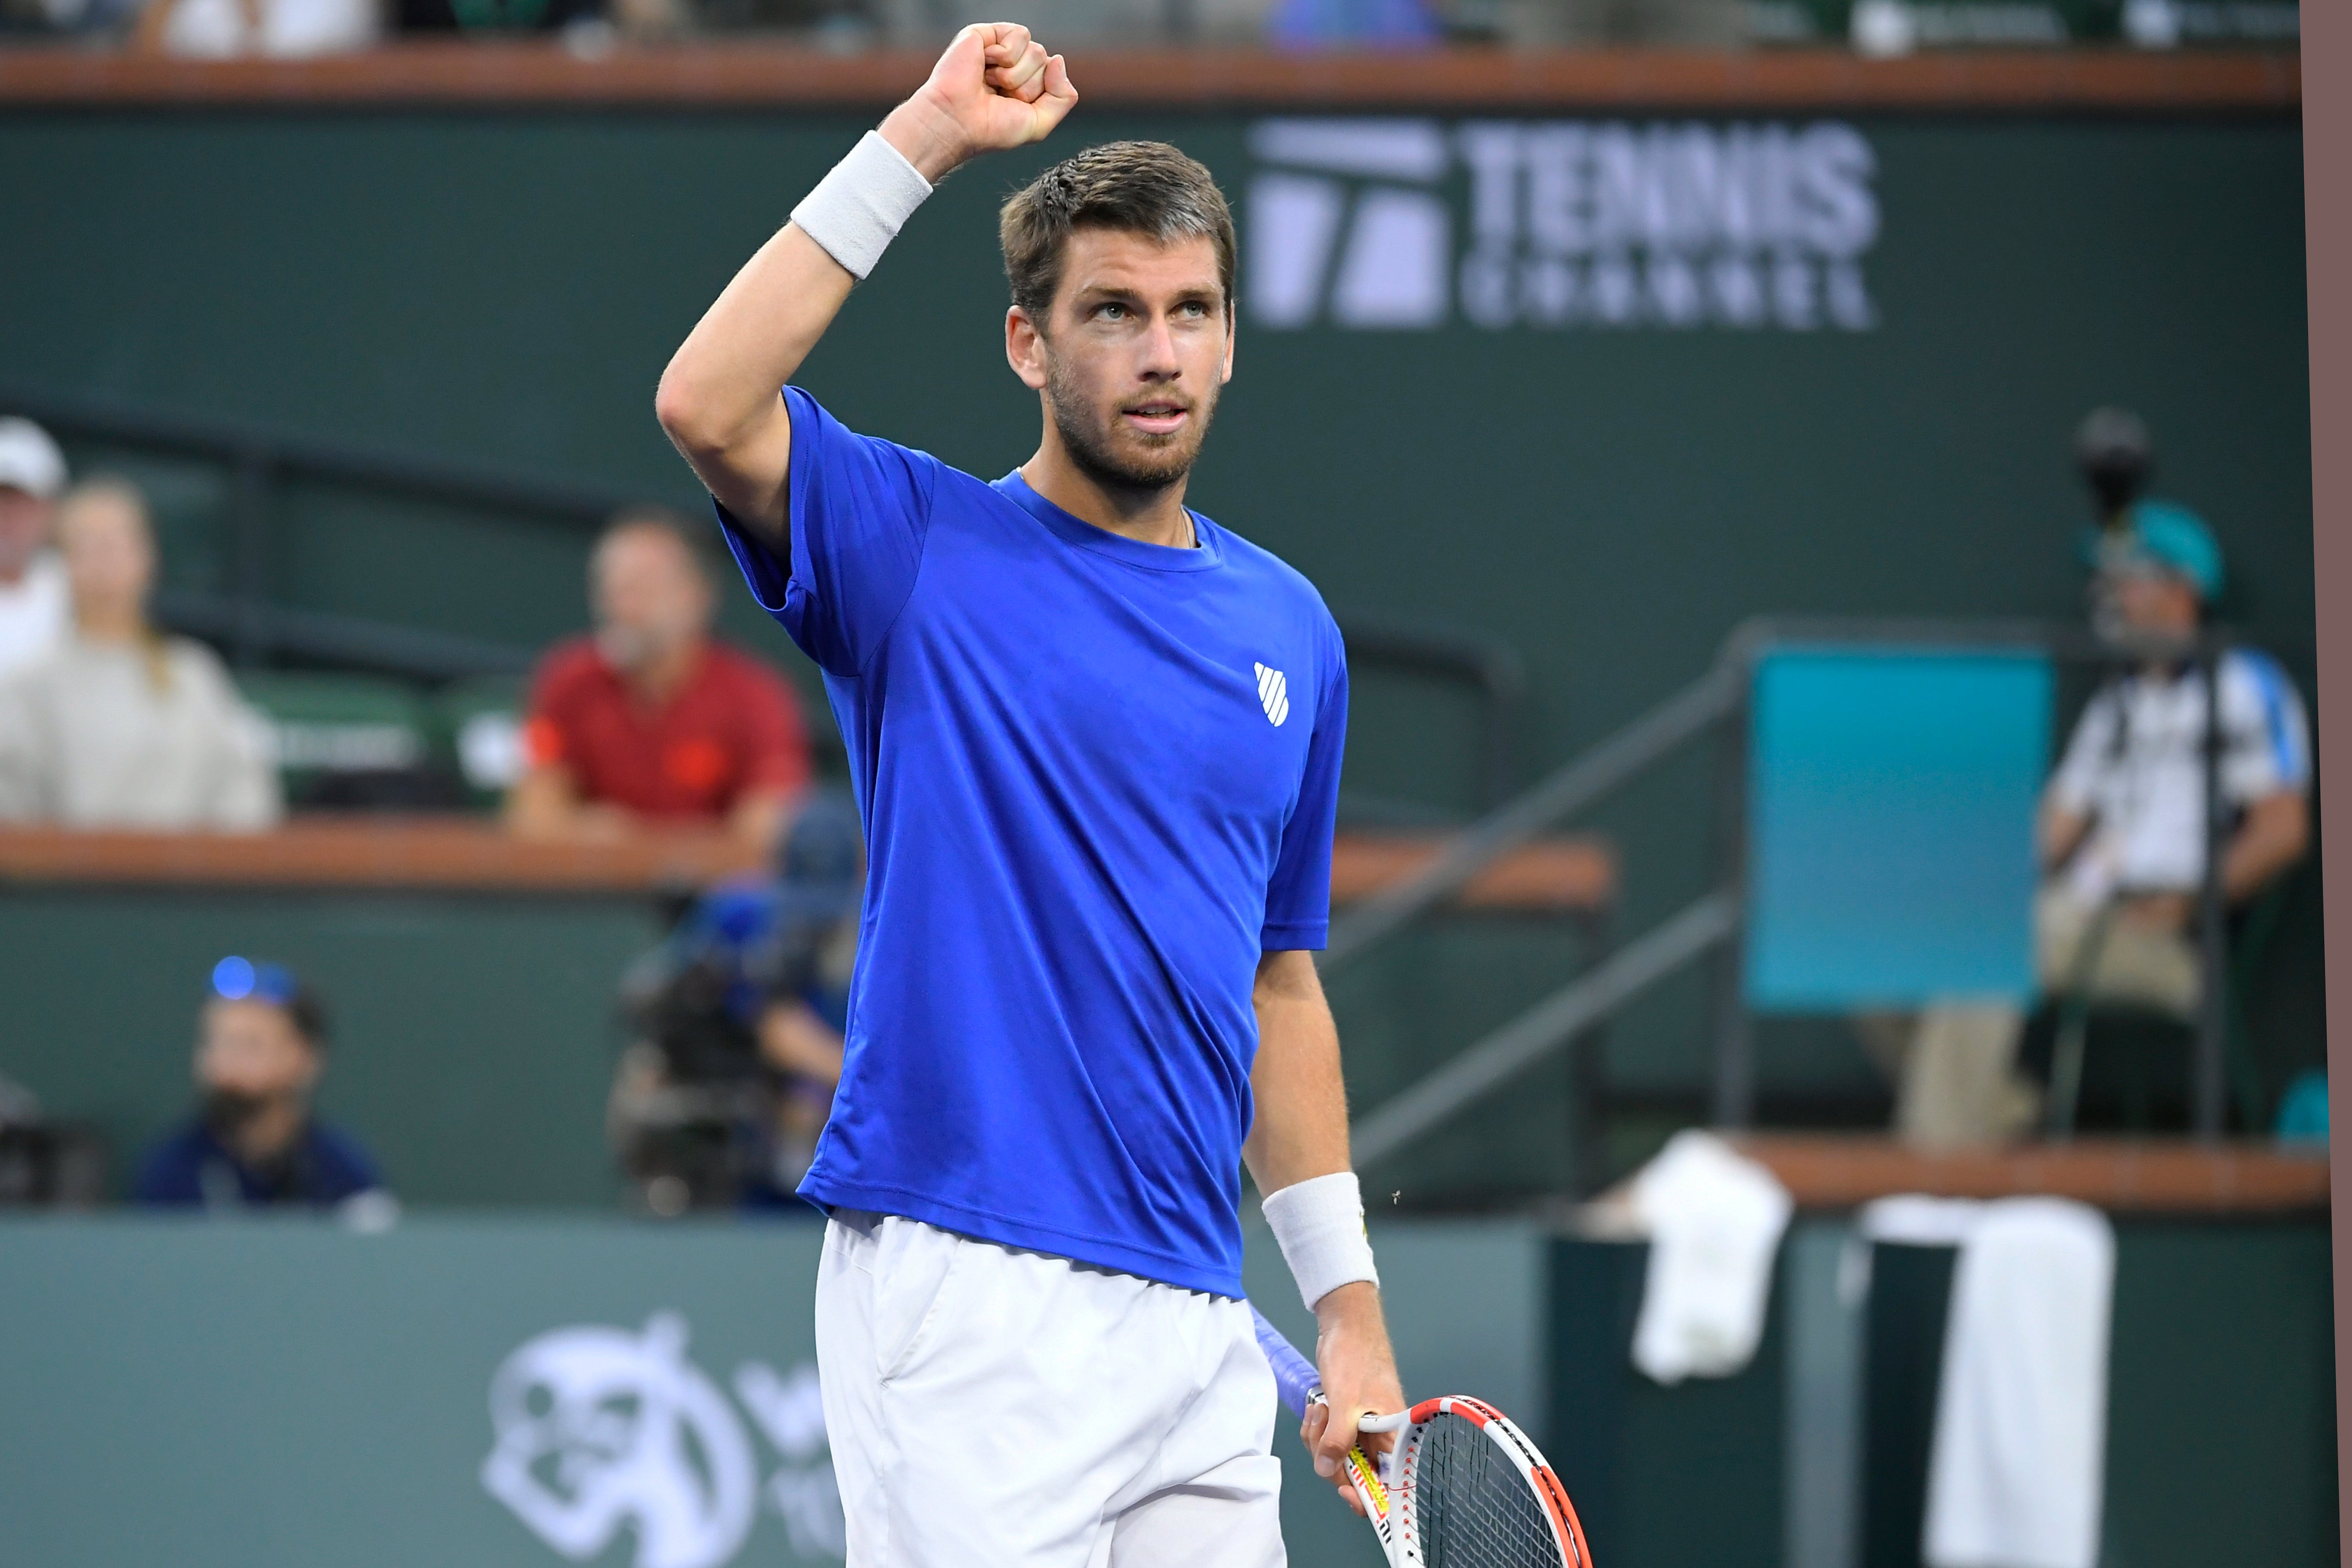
[655,25,1401,1564]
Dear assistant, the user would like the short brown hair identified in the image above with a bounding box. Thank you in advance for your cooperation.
[999,142,1236,324]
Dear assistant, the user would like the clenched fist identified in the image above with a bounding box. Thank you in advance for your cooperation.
[881,24,1079,185]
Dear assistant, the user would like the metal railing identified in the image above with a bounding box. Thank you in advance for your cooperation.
[5,389,1530,795]
[1334,616,2261,1173]
[0,382,635,673]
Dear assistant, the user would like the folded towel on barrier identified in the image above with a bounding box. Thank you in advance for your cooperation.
[1923,1196,2114,1568]
[1626,1131,1794,1384]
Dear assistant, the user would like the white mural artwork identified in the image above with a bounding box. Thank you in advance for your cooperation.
[483,1313,845,1566]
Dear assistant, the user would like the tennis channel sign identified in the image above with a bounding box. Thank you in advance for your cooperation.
[1247,118,1881,332]
[483,1312,846,1566]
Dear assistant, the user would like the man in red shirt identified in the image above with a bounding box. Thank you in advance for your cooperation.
[507,508,810,852]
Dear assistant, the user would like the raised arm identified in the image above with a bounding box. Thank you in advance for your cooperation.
[653,25,1076,552]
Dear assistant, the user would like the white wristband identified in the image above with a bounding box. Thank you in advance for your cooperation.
[1261,1171,1379,1313]
[790,130,934,281]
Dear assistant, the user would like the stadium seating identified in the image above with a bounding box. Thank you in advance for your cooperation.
[233,670,460,811]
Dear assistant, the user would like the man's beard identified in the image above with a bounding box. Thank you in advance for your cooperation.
[596,625,653,672]
[1045,355,1216,495]
[597,622,688,675]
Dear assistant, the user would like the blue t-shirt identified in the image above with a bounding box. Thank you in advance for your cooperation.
[715,389,1348,1298]
[133,1119,384,1210]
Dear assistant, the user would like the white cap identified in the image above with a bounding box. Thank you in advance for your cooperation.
[0,419,66,499]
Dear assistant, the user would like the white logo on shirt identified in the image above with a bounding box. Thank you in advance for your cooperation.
[1254,663,1291,727]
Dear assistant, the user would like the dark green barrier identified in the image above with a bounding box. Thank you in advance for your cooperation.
[0,1217,838,1568]
[0,1215,1541,1568]
[0,1214,2325,1566]
[1551,1219,2336,1568]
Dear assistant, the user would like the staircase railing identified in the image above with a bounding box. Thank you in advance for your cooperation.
[1335,615,2264,1174]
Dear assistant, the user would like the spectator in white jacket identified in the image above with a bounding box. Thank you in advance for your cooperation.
[0,477,282,831]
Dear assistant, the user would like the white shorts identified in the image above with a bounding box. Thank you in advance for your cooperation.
[815,1209,1286,1568]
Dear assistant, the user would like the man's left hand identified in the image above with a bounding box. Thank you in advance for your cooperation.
[1300,1280,1406,1517]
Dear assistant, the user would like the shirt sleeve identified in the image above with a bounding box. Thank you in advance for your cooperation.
[311,1127,387,1203]
[2047,687,2119,817]
[187,649,283,831]
[714,388,938,678]
[2222,651,2313,803]
[131,1133,200,1206]
[214,701,285,831]
[734,658,814,798]
[0,672,46,822]
[520,648,587,773]
[1262,616,1349,951]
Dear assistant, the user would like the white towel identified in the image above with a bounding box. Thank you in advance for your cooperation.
[1628,1131,1794,1384]
[1923,1197,2115,1568]
[1858,1194,1987,1248]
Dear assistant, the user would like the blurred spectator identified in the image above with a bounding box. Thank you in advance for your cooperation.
[130,0,377,56]
[0,478,282,831]
[0,0,142,37]
[1502,0,1741,44]
[0,419,69,681]
[508,508,809,854]
[392,0,678,39]
[133,957,388,1212]
[611,789,860,1212]
[1268,0,1440,47]
[1871,496,2311,1147]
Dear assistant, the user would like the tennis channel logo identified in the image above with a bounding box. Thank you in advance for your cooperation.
[1247,118,1881,333]
[482,1313,846,1566]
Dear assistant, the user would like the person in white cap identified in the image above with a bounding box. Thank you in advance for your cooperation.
[0,418,70,679]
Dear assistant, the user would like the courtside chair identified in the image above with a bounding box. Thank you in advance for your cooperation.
[2043,872,2299,1137]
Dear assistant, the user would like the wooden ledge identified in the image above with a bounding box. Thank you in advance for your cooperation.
[0,818,763,893]
[1331,830,1615,913]
[0,819,1615,909]
[1731,1133,2329,1214]
[0,43,2300,113]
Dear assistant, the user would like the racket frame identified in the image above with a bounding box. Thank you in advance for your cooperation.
[1249,1302,1590,1568]
[1388,1395,1592,1568]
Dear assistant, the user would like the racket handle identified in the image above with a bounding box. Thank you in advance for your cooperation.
[1249,1302,1322,1419]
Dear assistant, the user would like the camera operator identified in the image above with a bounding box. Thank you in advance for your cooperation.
[611,789,860,1212]
[1865,410,2312,1146]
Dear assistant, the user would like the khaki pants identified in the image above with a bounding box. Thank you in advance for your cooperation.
[1861,888,2202,1150]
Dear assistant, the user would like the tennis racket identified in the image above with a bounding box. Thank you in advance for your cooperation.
[1249,1303,1592,1568]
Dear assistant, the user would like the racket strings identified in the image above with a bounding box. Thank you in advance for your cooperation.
[1409,1412,1564,1567]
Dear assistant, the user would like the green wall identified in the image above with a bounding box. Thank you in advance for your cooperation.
[0,1213,2326,1567]
[0,1213,1540,1568]
[0,107,2321,1191]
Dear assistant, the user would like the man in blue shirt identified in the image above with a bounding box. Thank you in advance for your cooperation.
[655,24,1400,1565]
[134,958,386,1212]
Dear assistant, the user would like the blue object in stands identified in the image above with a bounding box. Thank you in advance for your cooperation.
[2275,1070,2327,1144]
[1268,0,1441,48]
[1744,647,2052,1011]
